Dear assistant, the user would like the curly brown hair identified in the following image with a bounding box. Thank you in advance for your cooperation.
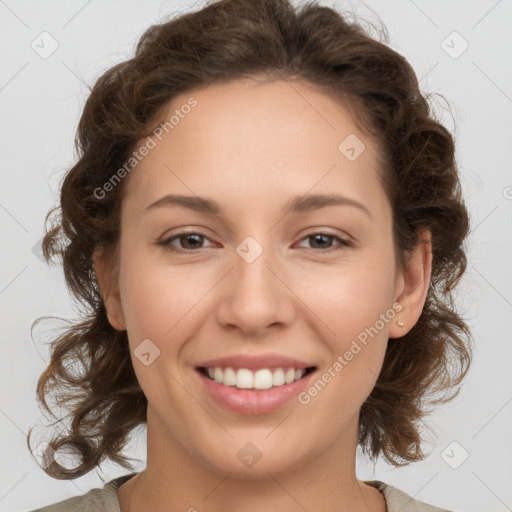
[27,0,472,479]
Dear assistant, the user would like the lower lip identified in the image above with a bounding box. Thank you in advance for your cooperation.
[196,369,316,415]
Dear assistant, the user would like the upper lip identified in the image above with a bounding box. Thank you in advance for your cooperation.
[196,353,316,371]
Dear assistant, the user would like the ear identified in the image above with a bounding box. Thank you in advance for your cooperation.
[389,230,432,339]
[93,245,126,331]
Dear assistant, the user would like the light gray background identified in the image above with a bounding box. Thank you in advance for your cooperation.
[1,0,511,511]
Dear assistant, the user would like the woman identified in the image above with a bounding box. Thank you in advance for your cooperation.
[28,0,472,510]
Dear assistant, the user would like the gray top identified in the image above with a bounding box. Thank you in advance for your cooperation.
[29,473,452,512]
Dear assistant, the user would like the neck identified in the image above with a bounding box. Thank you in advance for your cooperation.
[119,406,386,512]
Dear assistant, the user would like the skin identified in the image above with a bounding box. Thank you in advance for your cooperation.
[94,77,432,512]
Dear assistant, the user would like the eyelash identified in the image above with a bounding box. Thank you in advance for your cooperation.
[157,230,352,254]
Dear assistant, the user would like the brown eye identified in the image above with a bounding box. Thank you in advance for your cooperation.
[296,232,351,251]
[308,234,335,249]
[158,231,215,252]
[176,233,205,250]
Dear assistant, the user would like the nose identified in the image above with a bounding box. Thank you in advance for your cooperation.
[215,240,296,337]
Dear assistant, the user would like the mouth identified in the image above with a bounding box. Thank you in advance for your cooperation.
[195,363,318,415]
[197,365,317,390]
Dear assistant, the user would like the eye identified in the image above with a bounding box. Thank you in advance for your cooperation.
[295,232,351,252]
[157,231,216,252]
[157,230,352,254]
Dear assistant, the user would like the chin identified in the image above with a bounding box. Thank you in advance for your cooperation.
[195,440,312,480]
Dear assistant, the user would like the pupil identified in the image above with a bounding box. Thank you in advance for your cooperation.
[182,234,202,249]
[312,234,331,248]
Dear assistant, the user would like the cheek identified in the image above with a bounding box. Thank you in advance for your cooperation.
[118,246,211,342]
[297,248,397,341]
[116,254,207,413]
[117,250,224,406]
[297,282,393,423]
[294,247,397,395]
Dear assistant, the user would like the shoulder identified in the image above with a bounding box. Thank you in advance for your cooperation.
[28,473,139,512]
[363,480,453,512]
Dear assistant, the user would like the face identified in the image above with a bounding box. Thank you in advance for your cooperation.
[97,78,423,478]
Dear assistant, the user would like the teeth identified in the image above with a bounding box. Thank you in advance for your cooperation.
[272,368,285,386]
[223,367,236,386]
[253,369,273,390]
[203,366,309,390]
[236,368,253,389]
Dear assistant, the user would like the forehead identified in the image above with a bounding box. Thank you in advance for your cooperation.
[152,77,367,155]
[123,78,388,219]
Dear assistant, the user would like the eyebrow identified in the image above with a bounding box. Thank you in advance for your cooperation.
[145,193,371,218]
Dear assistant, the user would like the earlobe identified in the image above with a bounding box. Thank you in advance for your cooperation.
[389,230,432,339]
[93,246,126,331]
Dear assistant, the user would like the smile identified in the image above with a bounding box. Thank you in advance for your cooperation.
[198,366,317,390]
[196,364,318,415]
